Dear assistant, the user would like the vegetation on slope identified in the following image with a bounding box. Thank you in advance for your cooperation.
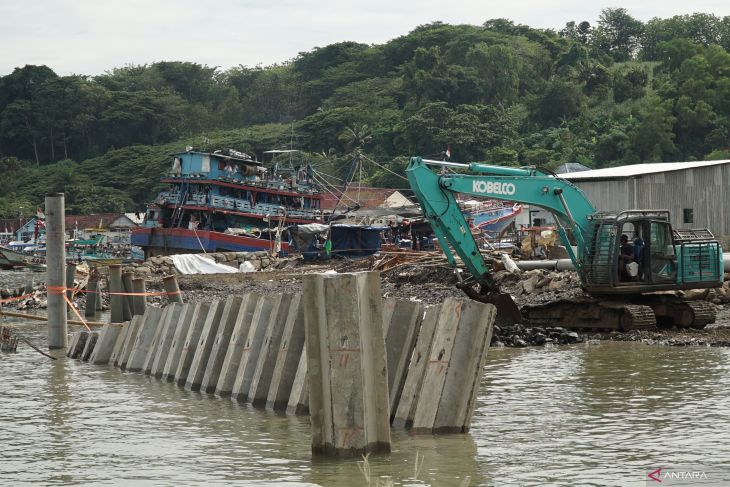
[1,8,730,216]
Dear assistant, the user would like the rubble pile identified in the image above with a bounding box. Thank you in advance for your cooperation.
[128,251,296,276]
[3,250,730,348]
[492,323,583,347]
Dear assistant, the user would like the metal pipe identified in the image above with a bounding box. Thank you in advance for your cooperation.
[45,193,67,350]
[518,253,730,273]
[421,159,469,168]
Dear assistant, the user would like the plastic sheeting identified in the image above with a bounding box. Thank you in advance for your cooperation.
[171,254,239,274]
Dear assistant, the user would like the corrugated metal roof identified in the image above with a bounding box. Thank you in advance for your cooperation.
[561,159,730,180]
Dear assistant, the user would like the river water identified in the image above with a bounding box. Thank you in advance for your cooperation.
[1,271,729,485]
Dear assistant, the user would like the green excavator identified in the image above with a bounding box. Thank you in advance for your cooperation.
[406,156,724,330]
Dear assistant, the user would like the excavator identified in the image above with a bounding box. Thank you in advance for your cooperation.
[406,156,724,330]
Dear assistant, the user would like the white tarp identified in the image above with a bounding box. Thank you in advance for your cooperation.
[172,254,239,275]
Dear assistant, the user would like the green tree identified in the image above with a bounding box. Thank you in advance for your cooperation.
[592,8,644,61]
[467,44,520,104]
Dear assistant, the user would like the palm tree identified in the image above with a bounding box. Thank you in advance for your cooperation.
[338,124,373,153]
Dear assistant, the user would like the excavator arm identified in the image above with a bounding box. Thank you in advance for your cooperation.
[406,157,596,314]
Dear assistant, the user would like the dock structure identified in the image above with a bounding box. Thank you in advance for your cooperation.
[66,270,496,456]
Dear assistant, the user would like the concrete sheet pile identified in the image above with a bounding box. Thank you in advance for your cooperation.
[398,298,496,434]
[303,271,392,456]
[66,272,496,445]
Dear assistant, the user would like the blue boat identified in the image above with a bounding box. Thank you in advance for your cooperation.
[461,200,523,238]
[132,148,326,258]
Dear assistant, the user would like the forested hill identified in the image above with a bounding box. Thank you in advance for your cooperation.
[1,8,730,217]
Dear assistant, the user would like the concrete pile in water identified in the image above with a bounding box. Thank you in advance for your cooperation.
[67,271,496,456]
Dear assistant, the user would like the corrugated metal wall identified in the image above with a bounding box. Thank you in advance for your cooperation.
[528,164,730,238]
[572,164,730,237]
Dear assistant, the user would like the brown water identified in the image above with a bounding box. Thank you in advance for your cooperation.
[1,322,729,486]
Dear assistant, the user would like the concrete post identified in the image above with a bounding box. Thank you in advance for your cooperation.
[89,323,124,365]
[382,298,423,417]
[410,298,496,434]
[161,304,196,382]
[286,348,310,415]
[231,295,277,403]
[108,265,124,324]
[80,332,99,361]
[392,305,440,429]
[66,331,87,358]
[109,321,131,367]
[131,277,147,316]
[184,300,226,391]
[65,263,76,301]
[126,307,165,373]
[117,314,144,370]
[148,303,184,377]
[215,293,260,397]
[121,271,134,320]
[303,271,391,456]
[45,193,67,350]
[200,296,244,393]
[96,281,103,311]
[266,294,306,411]
[162,275,183,304]
[85,272,98,318]
[249,294,294,407]
[140,306,171,375]
[174,302,211,386]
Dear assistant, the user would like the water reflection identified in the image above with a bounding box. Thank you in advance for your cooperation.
[1,325,729,486]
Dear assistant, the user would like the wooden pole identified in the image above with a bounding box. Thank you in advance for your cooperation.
[0,309,106,327]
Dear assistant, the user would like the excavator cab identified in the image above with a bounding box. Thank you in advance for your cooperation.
[583,210,723,294]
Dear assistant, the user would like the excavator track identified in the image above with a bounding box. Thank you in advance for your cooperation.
[618,304,657,331]
[520,298,656,331]
[639,297,716,329]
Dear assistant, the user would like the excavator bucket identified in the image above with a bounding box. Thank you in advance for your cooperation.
[458,281,522,326]
[488,292,523,326]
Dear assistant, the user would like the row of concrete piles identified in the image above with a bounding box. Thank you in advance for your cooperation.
[84,264,182,321]
[67,271,496,457]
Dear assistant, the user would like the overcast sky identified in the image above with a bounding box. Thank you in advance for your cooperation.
[2,1,730,77]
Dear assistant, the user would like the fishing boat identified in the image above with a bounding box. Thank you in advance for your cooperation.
[0,246,44,269]
[132,147,327,258]
[461,200,523,238]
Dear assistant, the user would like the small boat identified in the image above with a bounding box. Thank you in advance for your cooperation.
[461,200,523,238]
[25,262,47,272]
[0,246,46,269]
[82,256,124,266]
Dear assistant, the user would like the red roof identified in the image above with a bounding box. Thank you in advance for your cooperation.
[64,213,126,230]
[320,185,400,210]
[0,219,21,233]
